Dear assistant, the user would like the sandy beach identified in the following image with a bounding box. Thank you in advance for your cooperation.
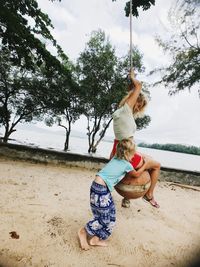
[0,157,200,267]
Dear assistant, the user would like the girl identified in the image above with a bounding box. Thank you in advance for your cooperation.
[78,139,136,250]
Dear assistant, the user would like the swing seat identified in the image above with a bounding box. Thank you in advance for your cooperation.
[115,170,151,199]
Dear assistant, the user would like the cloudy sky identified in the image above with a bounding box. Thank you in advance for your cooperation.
[37,0,200,147]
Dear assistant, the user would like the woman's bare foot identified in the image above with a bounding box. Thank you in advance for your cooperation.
[143,194,160,208]
[89,236,108,247]
[78,228,90,250]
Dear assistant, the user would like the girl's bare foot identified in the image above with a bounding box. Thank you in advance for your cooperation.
[78,228,90,250]
[89,236,108,247]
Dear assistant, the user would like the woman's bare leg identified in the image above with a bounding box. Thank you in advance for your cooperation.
[143,157,160,195]
[146,166,160,198]
[142,156,161,207]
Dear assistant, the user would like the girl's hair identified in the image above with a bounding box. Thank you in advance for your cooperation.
[119,91,148,116]
[116,139,136,161]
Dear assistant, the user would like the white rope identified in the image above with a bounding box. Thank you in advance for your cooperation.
[130,0,133,71]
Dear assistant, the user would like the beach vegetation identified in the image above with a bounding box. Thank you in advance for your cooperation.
[138,142,200,156]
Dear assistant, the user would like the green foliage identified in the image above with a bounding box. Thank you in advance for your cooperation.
[76,30,120,152]
[153,0,200,95]
[135,115,151,130]
[44,68,82,151]
[0,0,68,73]
[0,47,69,142]
[112,0,155,17]
[117,45,145,75]
[138,142,200,156]
[0,0,76,146]
[0,48,75,142]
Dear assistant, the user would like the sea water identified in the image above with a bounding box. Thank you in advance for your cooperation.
[4,124,200,173]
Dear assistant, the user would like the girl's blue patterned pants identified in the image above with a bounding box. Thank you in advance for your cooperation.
[85,181,116,240]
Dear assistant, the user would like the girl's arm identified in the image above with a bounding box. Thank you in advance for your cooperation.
[128,163,148,178]
[126,157,152,178]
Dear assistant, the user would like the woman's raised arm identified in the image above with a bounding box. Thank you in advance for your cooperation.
[126,73,142,110]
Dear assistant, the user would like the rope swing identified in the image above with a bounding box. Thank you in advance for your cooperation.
[115,1,152,200]
[129,0,133,71]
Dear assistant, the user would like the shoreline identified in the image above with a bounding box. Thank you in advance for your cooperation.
[0,142,200,187]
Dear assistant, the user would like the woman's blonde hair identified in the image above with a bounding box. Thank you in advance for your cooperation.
[119,91,148,116]
[116,139,136,161]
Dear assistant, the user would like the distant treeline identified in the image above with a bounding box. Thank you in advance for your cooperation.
[138,143,200,156]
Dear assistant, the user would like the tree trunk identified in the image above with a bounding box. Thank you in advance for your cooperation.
[64,131,69,151]
[91,146,97,153]
[92,118,113,153]
[88,131,96,153]
[3,126,16,143]
[3,134,9,143]
[63,119,71,151]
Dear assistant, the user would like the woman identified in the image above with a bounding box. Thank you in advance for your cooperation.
[110,71,161,208]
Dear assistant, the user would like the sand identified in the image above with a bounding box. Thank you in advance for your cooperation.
[0,158,200,267]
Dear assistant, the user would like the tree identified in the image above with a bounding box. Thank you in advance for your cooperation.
[153,0,200,95]
[0,0,76,145]
[0,48,61,142]
[0,0,69,75]
[0,46,78,146]
[112,0,155,17]
[76,30,150,153]
[76,30,119,153]
[44,67,82,151]
[0,49,73,142]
